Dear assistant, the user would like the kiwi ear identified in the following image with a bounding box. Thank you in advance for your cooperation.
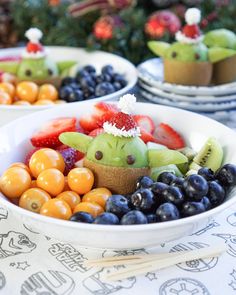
[56,61,77,73]
[148,149,188,168]
[59,132,93,153]
[147,41,170,58]
[208,47,236,63]
[0,61,18,74]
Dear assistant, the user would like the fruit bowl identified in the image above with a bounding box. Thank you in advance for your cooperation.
[0,101,236,250]
[0,47,137,126]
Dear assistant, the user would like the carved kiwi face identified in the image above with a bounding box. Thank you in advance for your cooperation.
[166,42,208,62]
[17,57,58,80]
[86,133,148,168]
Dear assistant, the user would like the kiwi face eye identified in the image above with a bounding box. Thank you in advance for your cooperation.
[171,51,177,58]
[95,151,103,160]
[25,69,32,76]
[195,53,200,60]
[127,155,135,165]
[48,69,53,76]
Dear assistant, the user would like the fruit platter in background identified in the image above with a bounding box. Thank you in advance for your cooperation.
[137,8,236,124]
[1,95,236,227]
[0,28,136,107]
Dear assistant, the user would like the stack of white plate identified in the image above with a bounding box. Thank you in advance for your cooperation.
[137,58,236,124]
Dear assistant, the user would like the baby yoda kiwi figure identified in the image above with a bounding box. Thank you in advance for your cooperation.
[0,28,76,86]
[148,8,213,86]
[204,29,236,84]
[59,95,187,194]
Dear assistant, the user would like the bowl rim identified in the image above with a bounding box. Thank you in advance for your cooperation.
[0,46,137,110]
[0,101,236,232]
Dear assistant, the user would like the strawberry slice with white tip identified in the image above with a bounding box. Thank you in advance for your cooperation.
[30,117,77,148]
[154,123,185,150]
[133,115,155,134]
[139,128,157,144]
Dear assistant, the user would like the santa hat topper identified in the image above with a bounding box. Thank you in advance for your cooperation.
[103,94,140,138]
[175,8,203,44]
[22,28,46,58]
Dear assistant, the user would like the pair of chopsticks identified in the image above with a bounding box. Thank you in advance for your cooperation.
[84,244,226,281]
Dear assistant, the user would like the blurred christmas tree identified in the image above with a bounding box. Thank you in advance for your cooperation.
[10,0,236,64]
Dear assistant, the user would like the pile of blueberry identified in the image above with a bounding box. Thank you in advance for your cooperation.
[59,65,127,102]
[69,163,236,225]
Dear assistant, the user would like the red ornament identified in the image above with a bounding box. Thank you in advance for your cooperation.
[145,10,181,39]
[93,15,122,40]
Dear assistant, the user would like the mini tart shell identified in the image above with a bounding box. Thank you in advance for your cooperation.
[164,59,213,86]
[212,54,236,85]
[84,158,150,195]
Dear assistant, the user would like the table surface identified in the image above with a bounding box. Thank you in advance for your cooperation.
[1,90,236,295]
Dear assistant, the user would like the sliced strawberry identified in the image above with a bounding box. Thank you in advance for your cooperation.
[88,128,105,137]
[154,123,185,149]
[25,147,42,165]
[139,128,157,144]
[133,115,155,134]
[79,115,99,133]
[30,117,77,148]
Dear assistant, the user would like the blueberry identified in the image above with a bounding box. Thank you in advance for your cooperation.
[130,189,155,213]
[181,201,206,217]
[170,177,185,188]
[105,195,130,218]
[146,213,158,223]
[61,77,76,87]
[201,196,212,210]
[157,172,176,185]
[79,76,96,89]
[198,167,214,181]
[67,89,84,102]
[94,213,119,225]
[113,82,122,91]
[136,176,153,189]
[183,174,208,201]
[95,75,103,84]
[113,73,127,87]
[59,86,73,101]
[151,182,169,205]
[101,74,112,83]
[156,203,180,222]
[121,210,148,225]
[95,82,115,97]
[162,186,185,207]
[83,65,96,74]
[215,164,236,187]
[70,211,94,223]
[102,65,114,76]
[76,69,89,81]
[207,180,226,207]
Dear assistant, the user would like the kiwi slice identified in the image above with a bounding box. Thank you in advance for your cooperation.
[147,41,170,58]
[178,147,197,162]
[151,164,183,181]
[191,137,223,172]
[148,149,188,168]
[208,47,236,63]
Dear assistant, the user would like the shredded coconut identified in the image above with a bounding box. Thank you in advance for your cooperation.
[185,8,201,25]
[118,94,137,114]
[175,31,203,44]
[103,122,140,137]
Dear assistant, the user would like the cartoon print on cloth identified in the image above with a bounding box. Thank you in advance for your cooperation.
[20,270,75,295]
[145,272,157,281]
[48,243,91,272]
[0,271,6,290]
[213,233,236,257]
[102,249,149,258]
[23,224,40,235]
[159,278,210,295]
[10,261,30,270]
[82,265,136,295]
[0,207,8,221]
[191,221,220,236]
[229,269,236,291]
[169,242,218,272]
[0,231,36,259]
[227,212,236,226]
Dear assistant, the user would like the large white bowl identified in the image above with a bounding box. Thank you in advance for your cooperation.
[0,101,236,250]
[0,47,137,126]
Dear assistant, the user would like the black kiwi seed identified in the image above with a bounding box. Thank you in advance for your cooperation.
[199,147,212,165]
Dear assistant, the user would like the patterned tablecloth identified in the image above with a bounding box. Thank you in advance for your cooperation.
[1,95,236,295]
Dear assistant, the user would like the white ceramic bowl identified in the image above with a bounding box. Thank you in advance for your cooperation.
[0,101,236,250]
[0,47,137,126]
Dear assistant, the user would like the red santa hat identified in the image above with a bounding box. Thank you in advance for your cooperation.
[176,8,202,43]
[24,28,45,56]
[103,94,140,137]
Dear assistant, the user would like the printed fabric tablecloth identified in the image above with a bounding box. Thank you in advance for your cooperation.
[0,202,236,295]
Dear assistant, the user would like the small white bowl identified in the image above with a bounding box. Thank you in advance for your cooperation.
[0,101,236,250]
[0,47,137,126]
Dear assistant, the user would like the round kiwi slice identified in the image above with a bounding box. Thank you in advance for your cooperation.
[191,137,223,172]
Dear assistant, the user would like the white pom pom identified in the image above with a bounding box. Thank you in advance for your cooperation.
[25,28,43,43]
[118,94,136,114]
[185,8,201,25]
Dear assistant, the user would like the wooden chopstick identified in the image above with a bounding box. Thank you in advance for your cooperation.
[100,244,226,281]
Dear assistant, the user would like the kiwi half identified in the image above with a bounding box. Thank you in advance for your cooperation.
[190,137,223,172]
